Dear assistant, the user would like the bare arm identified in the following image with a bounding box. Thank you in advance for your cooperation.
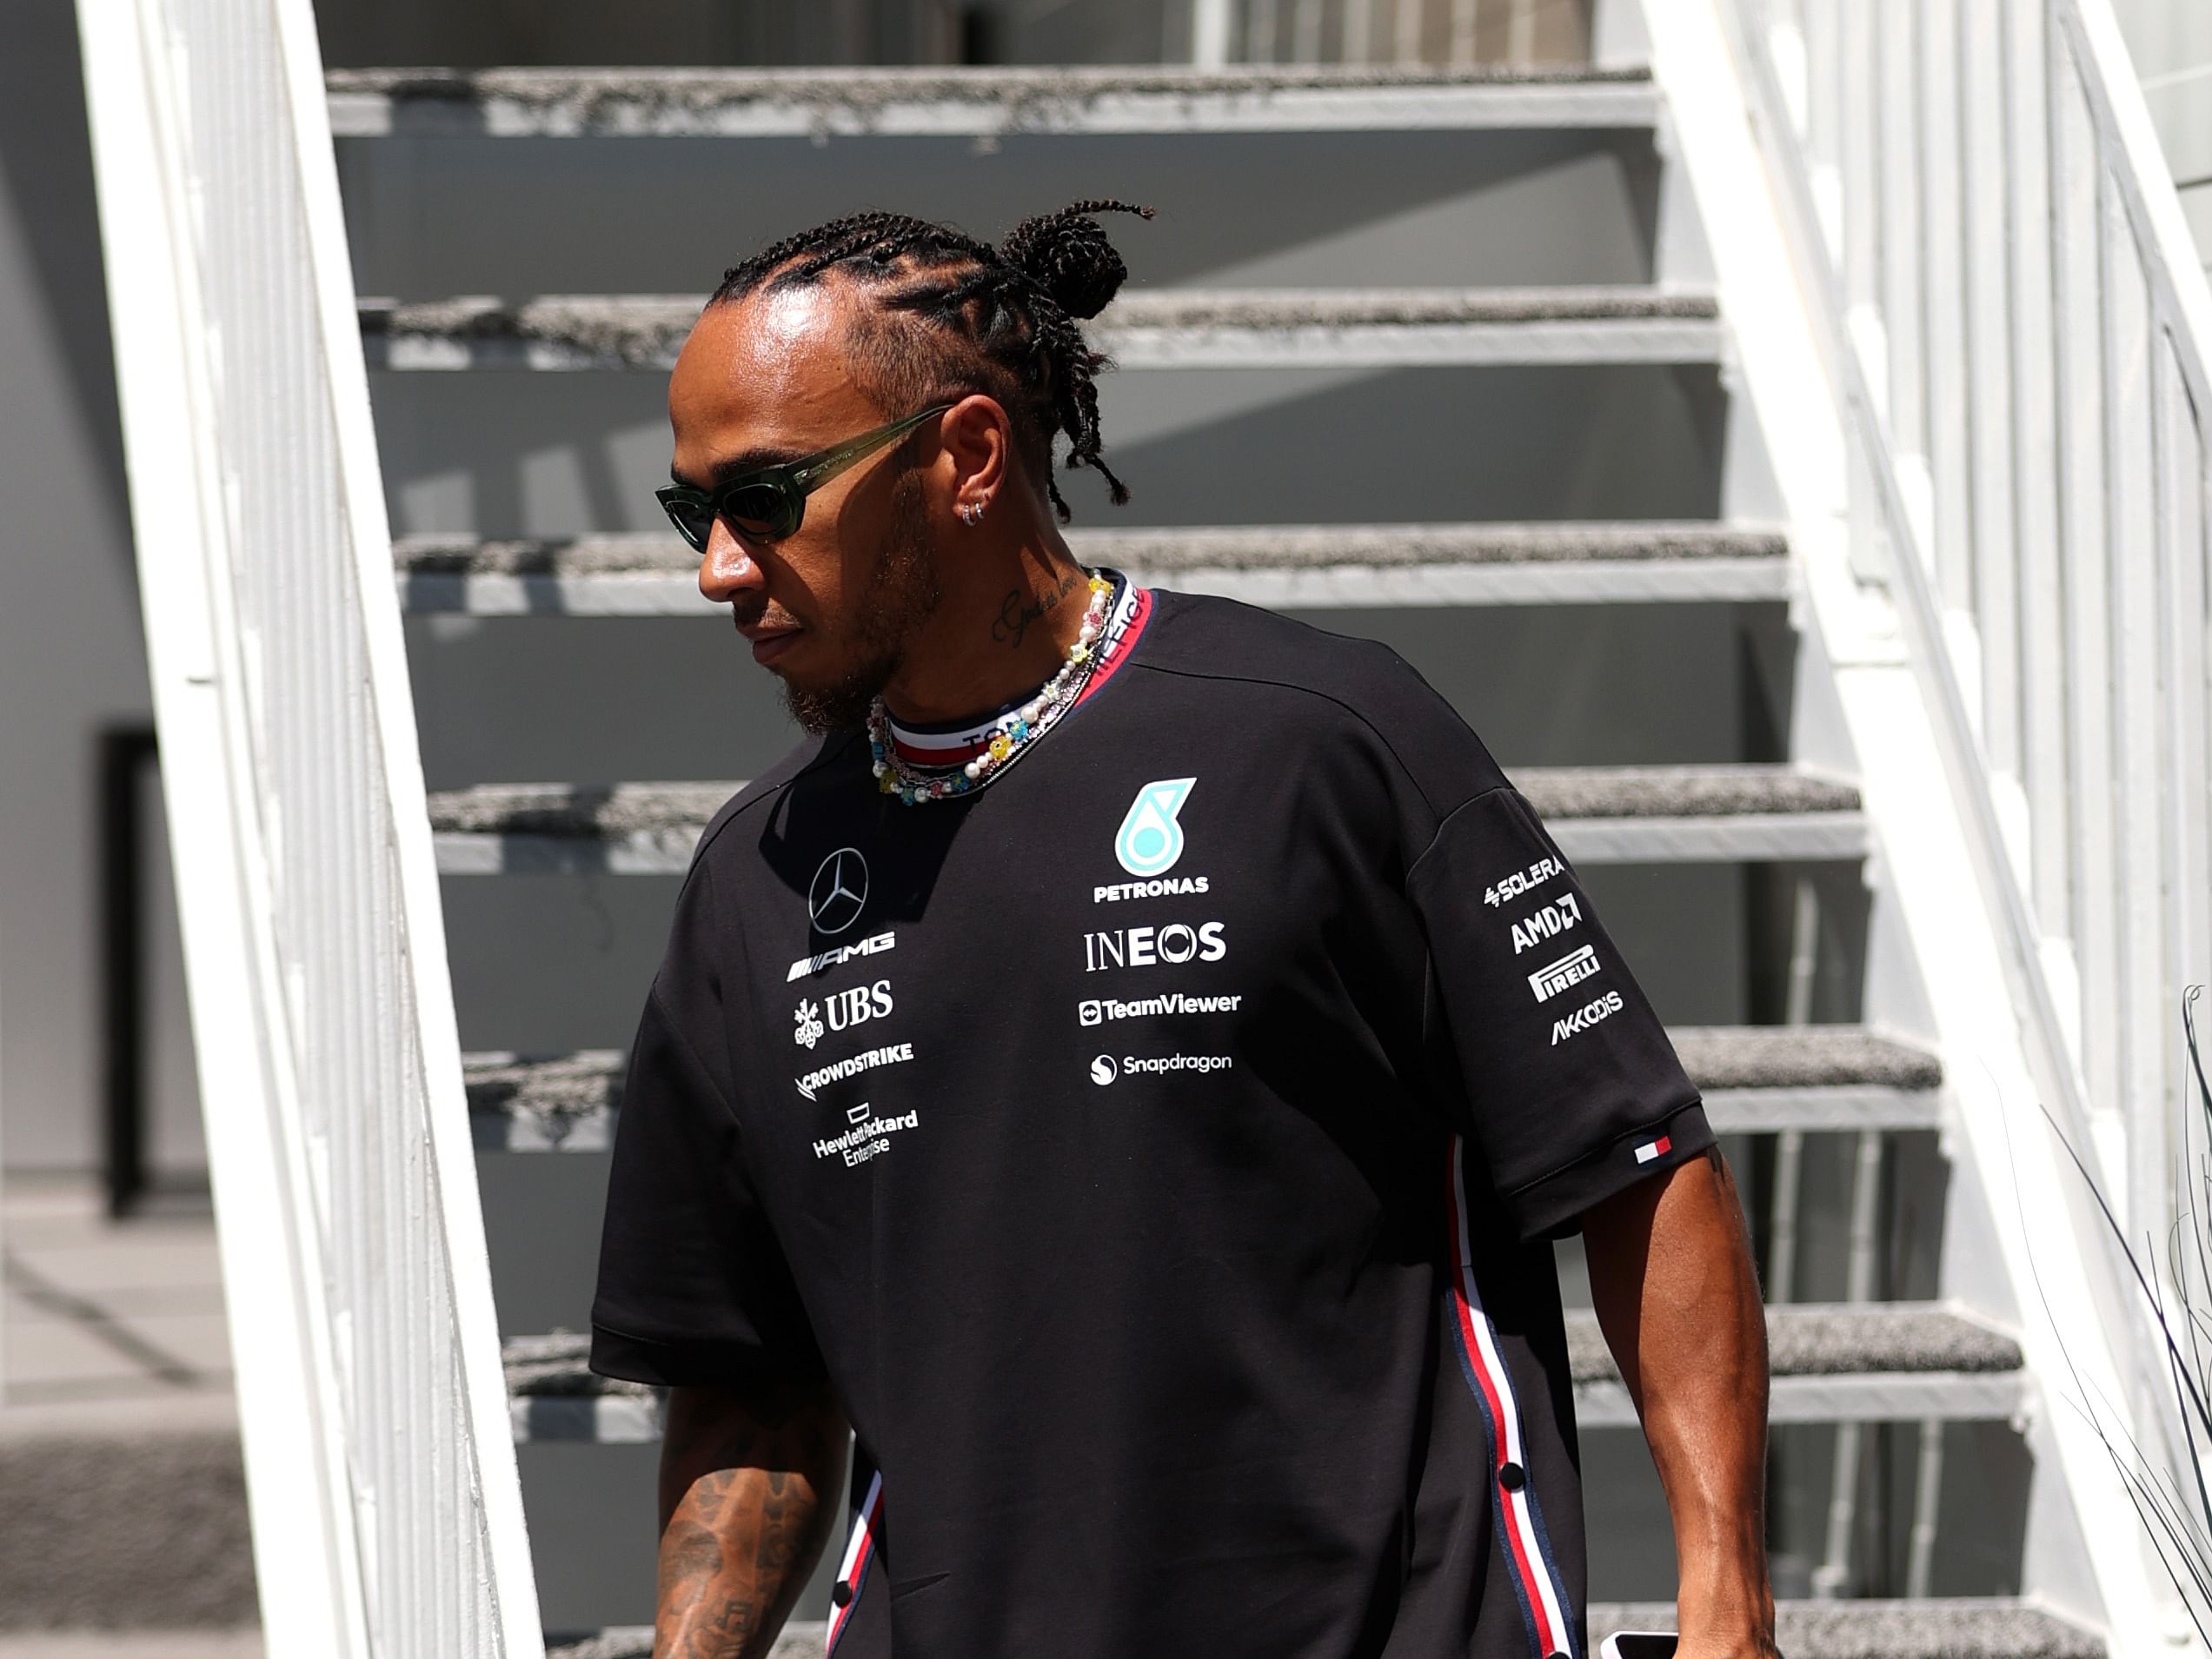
[655,1377,849,1659]
[1583,1147,1777,1659]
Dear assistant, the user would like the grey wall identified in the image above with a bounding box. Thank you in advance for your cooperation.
[0,0,201,1175]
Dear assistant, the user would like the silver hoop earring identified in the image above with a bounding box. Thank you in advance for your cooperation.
[960,501,984,526]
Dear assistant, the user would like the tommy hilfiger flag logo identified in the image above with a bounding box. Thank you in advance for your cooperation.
[1634,1134,1674,1165]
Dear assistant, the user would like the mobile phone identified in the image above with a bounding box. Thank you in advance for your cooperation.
[1598,1633,1680,1659]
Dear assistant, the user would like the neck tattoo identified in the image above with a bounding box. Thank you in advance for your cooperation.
[990,565,1083,649]
[869,571,1113,806]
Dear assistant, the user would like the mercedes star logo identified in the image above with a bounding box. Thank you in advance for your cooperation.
[808,847,869,936]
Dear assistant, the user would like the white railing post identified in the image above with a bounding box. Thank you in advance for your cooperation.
[1664,0,2210,1641]
[1192,0,1235,66]
[70,0,544,1651]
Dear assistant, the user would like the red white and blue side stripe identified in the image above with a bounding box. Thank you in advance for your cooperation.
[824,1469,883,1656]
[1446,1135,1580,1659]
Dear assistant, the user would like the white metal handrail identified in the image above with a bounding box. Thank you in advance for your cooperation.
[72,0,542,1651]
[1730,0,2212,1262]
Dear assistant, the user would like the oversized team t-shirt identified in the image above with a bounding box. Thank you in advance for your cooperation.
[590,581,1712,1659]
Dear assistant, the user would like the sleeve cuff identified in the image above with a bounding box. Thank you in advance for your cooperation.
[589,1322,825,1390]
[1501,1098,1717,1239]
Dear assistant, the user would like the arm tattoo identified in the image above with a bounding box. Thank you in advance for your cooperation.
[655,1380,847,1659]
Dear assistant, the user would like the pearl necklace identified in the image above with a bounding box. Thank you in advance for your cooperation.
[869,572,1113,806]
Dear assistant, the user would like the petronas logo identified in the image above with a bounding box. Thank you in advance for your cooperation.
[1113,777,1197,877]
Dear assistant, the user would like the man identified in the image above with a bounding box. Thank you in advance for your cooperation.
[590,201,1777,1659]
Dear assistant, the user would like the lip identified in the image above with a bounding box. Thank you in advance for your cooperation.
[746,627,801,667]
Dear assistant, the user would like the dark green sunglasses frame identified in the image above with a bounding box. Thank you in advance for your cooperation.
[656,403,953,551]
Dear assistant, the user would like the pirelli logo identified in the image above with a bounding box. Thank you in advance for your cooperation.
[1528,944,1600,1004]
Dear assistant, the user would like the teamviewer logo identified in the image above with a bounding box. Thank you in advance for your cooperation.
[1090,1055,1118,1085]
[1079,1000,1104,1027]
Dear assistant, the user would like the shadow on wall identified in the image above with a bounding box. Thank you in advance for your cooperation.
[309,0,1176,70]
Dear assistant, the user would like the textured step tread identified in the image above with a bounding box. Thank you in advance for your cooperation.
[508,1304,2020,1398]
[1670,1025,1943,1092]
[548,1604,2102,1659]
[361,286,1720,371]
[505,1304,2021,1418]
[428,781,735,837]
[463,1025,1937,1151]
[329,63,1658,142]
[428,766,1857,842]
[1566,1304,2021,1384]
[396,522,1788,579]
[1593,1602,2103,1659]
[1516,764,1859,820]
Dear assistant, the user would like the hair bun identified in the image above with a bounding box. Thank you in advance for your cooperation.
[999,200,1155,321]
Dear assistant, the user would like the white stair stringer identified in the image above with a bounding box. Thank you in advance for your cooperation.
[1640,1,2172,1644]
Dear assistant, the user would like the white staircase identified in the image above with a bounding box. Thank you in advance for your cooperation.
[78,0,2212,1651]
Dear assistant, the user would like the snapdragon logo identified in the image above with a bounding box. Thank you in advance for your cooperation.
[1120,1052,1233,1078]
[1092,1052,1233,1083]
[1114,778,1196,877]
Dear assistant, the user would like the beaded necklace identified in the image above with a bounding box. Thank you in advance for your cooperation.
[868,571,1113,806]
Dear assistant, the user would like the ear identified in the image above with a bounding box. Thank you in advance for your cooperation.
[937,393,1011,518]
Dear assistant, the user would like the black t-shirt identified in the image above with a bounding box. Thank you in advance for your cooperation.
[591,582,1712,1659]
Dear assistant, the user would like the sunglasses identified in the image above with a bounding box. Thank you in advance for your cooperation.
[656,404,953,551]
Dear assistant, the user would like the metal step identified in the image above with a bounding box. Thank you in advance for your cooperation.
[327,64,1659,141]
[463,1025,1937,1152]
[358,287,1724,372]
[1523,765,1869,862]
[1592,1602,2103,1659]
[548,1602,2103,1659]
[1676,1025,1943,1134]
[504,1303,2022,1445]
[396,523,1792,615]
[1568,1303,2023,1427]
[428,766,1865,875]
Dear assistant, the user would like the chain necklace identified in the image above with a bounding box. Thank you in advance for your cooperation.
[868,571,1113,806]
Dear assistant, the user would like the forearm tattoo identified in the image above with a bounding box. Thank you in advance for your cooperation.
[656,1381,847,1659]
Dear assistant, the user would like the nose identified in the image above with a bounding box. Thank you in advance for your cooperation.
[698,518,767,606]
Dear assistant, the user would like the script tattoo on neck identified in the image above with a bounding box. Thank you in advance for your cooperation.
[991,565,1082,649]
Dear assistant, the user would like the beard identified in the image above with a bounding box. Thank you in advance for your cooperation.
[781,472,944,735]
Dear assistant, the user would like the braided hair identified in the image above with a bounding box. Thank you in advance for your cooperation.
[709,201,1154,521]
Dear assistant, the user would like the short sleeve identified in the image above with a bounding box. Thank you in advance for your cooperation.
[589,866,827,1389]
[1408,785,1713,1239]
